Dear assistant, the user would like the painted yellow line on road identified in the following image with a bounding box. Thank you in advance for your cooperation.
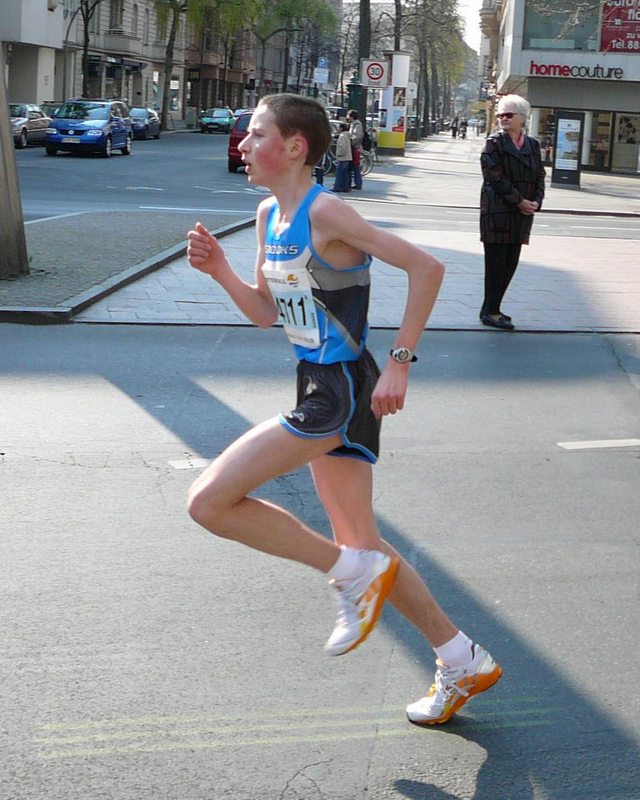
[35,695,547,734]
[36,718,554,760]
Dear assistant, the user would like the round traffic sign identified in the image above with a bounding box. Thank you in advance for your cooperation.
[366,62,384,81]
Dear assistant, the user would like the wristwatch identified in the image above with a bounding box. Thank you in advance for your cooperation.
[389,347,417,364]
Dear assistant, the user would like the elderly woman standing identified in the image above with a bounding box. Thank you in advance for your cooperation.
[479,94,546,330]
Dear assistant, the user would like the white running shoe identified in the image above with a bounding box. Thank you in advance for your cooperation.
[324,550,399,656]
[406,644,503,725]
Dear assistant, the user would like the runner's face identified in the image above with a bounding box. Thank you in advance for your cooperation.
[239,105,288,184]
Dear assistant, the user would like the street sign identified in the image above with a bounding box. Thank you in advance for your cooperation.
[313,68,329,85]
[360,59,389,88]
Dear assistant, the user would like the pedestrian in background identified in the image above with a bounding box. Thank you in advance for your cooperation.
[332,122,352,193]
[346,109,364,190]
[479,94,546,330]
[451,115,459,139]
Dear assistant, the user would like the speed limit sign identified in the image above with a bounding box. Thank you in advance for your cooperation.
[361,59,389,87]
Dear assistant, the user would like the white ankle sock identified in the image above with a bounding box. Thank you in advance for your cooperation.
[434,631,474,668]
[326,546,363,581]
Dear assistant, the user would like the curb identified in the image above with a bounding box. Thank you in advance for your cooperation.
[0,216,256,325]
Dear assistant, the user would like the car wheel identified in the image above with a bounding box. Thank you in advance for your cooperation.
[121,134,132,155]
[144,125,150,140]
[154,130,160,139]
[45,146,57,156]
[101,137,112,158]
[17,129,28,149]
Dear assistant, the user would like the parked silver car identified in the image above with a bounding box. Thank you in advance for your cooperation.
[10,103,51,148]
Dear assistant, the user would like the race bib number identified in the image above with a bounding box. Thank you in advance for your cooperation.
[262,265,320,347]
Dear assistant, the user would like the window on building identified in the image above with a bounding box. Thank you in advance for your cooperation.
[132,5,138,38]
[88,3,100,35]
[110,0,124,32]
[143,8,150,45]
[523,0,599,51]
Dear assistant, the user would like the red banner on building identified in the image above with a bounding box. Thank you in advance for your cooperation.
[600,0,640,52]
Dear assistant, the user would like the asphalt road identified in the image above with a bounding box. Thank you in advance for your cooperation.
[15,136,640,239]
[15,132,263,222]
[1,323,639,800]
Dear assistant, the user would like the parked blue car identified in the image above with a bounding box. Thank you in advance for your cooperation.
[45,99,132,157]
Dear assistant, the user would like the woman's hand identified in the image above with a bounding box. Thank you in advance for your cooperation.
[517,199,538,215]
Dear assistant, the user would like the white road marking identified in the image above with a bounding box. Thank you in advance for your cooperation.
[139,206,251,213]
[25,212,87,224]
[568,226,631,231]
[557,438,640,450]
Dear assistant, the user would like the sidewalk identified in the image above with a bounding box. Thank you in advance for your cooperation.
[1,133,639,330]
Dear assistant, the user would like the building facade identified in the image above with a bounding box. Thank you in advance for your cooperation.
[1,0,292,118]
[480,0,640,174]
[1,0,344,118]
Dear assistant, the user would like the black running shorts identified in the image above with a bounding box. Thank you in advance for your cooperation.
[279,348,382,463]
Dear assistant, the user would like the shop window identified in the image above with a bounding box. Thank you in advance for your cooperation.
[537,108,556,165]
[588,113,612,170]
[612,115,640,174]
[524,0,598,51]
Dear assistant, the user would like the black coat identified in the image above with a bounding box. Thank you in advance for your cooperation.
[480,131,546,244]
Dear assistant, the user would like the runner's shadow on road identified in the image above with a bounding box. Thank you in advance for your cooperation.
[377,519,639,800]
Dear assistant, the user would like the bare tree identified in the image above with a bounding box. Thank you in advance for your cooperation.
[0,64,28,278]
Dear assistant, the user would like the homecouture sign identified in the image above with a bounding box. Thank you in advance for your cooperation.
[529,60,624,79]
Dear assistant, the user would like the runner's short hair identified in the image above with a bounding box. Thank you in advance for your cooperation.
[260,93,332,166]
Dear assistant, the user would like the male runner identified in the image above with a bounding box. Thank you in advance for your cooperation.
[186,93,502,724]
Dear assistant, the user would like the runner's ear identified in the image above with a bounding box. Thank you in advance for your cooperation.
[287,133,308,161]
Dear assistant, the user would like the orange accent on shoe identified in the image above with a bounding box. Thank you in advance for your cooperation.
[418,663,503,725]
[338,556,399,656]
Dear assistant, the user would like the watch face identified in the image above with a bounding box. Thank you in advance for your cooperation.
[393,347,411,362]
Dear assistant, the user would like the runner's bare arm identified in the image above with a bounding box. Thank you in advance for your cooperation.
[311,196,445,418]
[187,203,277,328]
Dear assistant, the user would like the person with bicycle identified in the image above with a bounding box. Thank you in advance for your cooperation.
[346,109,364,190]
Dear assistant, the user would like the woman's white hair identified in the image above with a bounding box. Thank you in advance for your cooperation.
[497,94,531,118]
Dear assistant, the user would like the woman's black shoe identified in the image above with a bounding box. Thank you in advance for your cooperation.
[481,314,515,330]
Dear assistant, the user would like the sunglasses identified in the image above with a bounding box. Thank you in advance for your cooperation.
[497,112,517,119]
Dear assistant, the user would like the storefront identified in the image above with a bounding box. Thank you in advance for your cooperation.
[494,0,640,174]
[532,105,640,174]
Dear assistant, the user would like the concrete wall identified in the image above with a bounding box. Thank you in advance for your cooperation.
[0,0,63,48]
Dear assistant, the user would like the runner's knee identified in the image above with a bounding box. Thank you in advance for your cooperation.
[187,479,235,534]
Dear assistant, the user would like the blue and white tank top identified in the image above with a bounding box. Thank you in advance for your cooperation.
[261,183,371,364]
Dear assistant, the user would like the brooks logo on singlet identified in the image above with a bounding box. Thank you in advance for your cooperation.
[265,244,300,255]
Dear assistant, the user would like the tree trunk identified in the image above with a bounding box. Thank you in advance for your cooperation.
[160,8,179,130]
[82,9,91,96]
[0,69,28,278]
